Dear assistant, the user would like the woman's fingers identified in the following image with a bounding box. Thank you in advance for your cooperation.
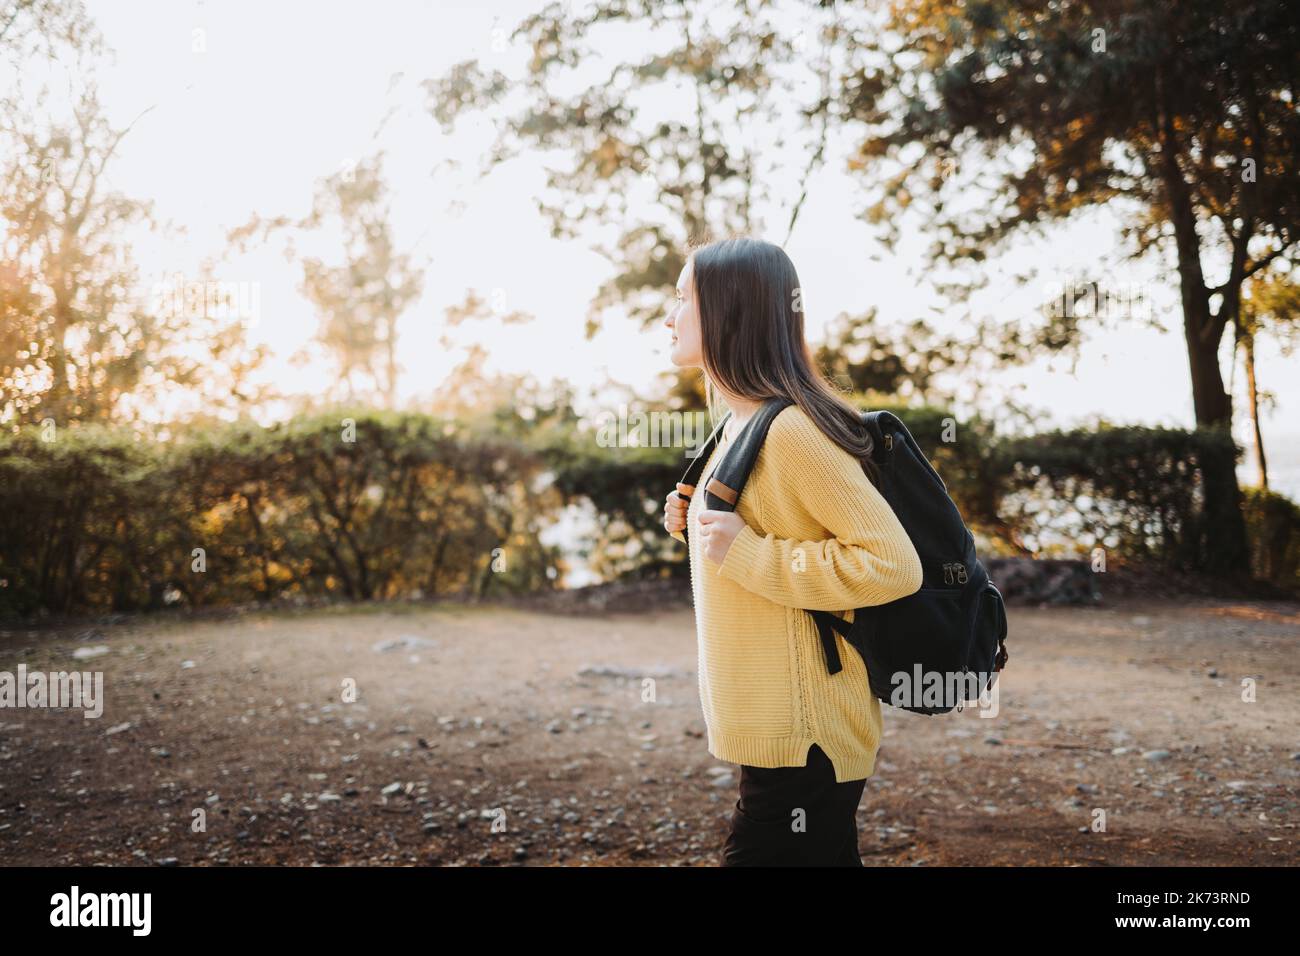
[664,489,688,532]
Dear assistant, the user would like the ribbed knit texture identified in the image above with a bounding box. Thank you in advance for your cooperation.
[670,405,924,783]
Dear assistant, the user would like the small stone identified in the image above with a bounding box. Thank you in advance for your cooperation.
[372,635,437,653]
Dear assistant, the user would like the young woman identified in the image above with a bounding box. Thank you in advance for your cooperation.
[661,236,924,867]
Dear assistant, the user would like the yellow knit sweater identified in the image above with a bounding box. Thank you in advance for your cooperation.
[670,404,924,783]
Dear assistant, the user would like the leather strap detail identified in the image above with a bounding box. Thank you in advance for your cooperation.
[705,477,738,505]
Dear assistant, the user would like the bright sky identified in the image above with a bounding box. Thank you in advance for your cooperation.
[21,0,1300,495]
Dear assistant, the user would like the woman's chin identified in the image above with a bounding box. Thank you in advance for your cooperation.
[668,347,696,368]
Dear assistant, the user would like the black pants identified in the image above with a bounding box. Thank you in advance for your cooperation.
[720,743,867,866]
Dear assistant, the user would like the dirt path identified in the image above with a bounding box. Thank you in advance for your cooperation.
[1,596,1297,866]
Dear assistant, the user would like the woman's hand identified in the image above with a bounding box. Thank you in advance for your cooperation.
[663,483,691,534]
[698,509,746,564]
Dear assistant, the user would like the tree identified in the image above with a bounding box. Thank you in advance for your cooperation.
[0,0,99,67]
[1234,272,1300,489]
[841,0,1300,574]
[1,3,268,428]
[0,84,187,425]
[229,153,423,405]
[423,0,852,337]
[815,308,974,402]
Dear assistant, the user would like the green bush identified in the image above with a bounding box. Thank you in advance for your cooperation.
[990,424,1239,567]
[0,404,1288,617]
[0,411,561,617]
[1242,487,1300,593]
[0,425,159,615]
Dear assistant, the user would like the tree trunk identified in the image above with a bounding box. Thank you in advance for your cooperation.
[1244,334,1268,490]
[384,316,398,407]
[1178,297,1249,576]
[1157,98,1250,576]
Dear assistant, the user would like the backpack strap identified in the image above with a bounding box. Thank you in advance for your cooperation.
[678,410,730,494]
[808,609,853,674]
[674,410,731,560]
[674,397,793,557]
[703,397,794,512]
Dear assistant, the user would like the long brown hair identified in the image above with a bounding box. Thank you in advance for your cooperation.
[689,234,881,487]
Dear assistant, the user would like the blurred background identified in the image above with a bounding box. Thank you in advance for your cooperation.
[3,0,1297,613]
[1,0,1298,869]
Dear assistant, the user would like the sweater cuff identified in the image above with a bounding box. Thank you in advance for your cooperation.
[717,522,765,581]
[669,529,685,544]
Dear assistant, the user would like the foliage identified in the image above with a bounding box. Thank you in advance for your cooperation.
[993,422,1241,568]
[1242,487,1300,594]
[1,404,1290,616]
[227,153,423,405]
[843,0,1300,573]
[0,411,561,617]
[424,0,855,337]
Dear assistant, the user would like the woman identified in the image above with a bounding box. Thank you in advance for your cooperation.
[661,236,923,866]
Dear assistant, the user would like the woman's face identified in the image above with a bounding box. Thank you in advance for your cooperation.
[666,257,703,368]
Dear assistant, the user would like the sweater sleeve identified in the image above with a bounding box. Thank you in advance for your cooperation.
[669,529,685,544]
[715,409,923,610]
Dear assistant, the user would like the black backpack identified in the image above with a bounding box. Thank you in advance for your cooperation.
[676,397,1008,715]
